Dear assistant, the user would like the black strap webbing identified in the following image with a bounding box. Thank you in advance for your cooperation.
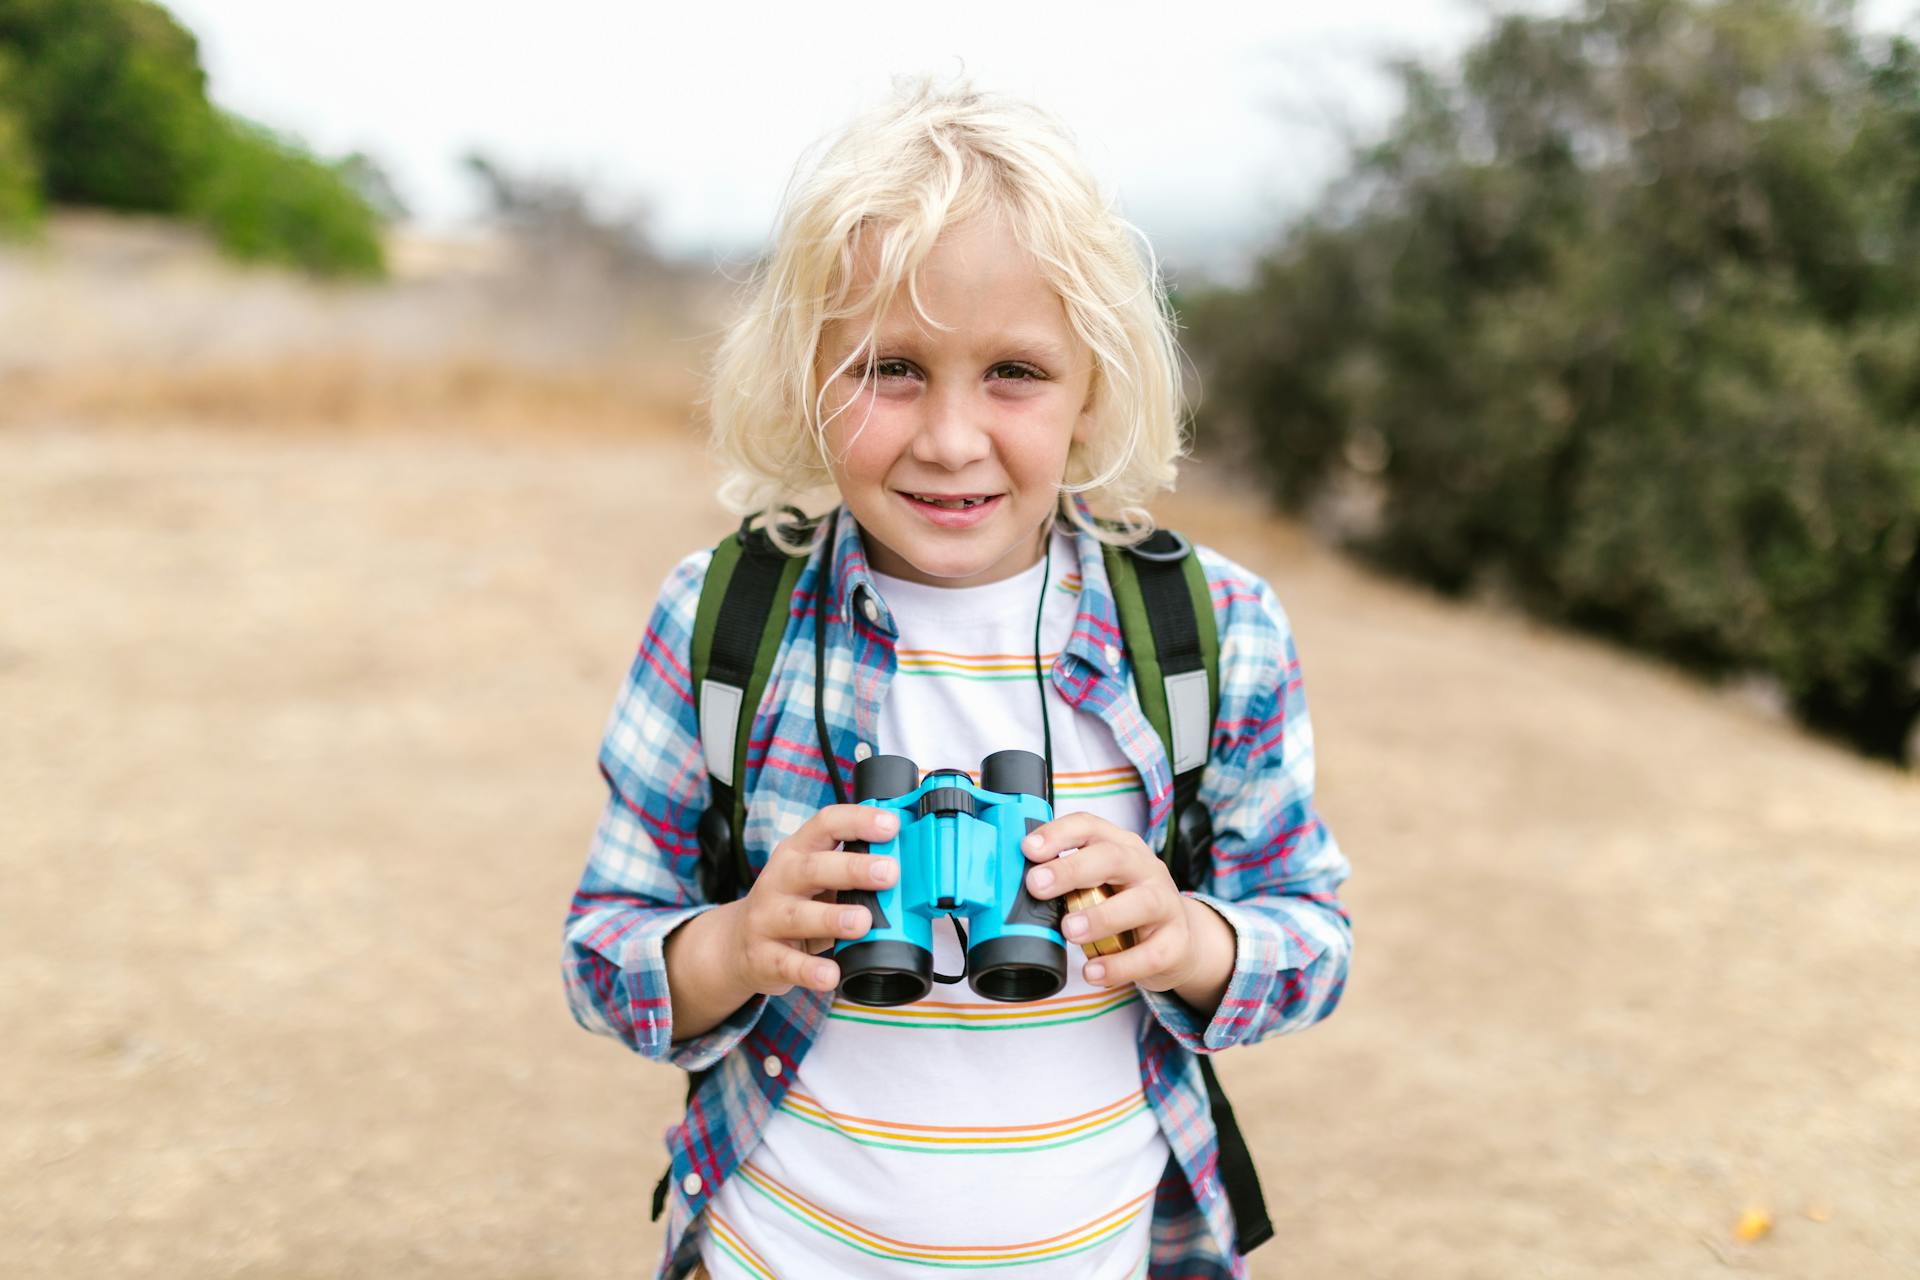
[690,517,812,903]
[705,543,782,889]
[1134,536,1205,675]
[1130,534,1209,883]
[1108,532,1219,891]
[1199,1056,1274,1253]
[1114,531,1271,1256]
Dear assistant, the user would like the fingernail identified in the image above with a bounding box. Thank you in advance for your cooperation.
[872,858,894,885]
[813,962,838,987]
[1022,833,1041,852]
[876,813,897,835]
[1063,914,1087,939]
[1030,867,1053,891]
[840,908,863,932]
[1086,962,1106,983]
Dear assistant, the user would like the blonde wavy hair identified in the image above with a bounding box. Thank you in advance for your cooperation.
[706,74,1189,551]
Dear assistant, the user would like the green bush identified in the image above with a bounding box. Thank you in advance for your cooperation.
[0,105,39,234]
[0,51,39,234]
[192,113,385,278]
[0,0,210,210]
[0,0,386,276]
[1188,0,1920,761]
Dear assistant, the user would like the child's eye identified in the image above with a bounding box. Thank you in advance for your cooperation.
[991,362,1045,381]
[872,358,917,380]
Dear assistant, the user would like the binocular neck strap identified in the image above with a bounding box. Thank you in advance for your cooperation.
[814,513,1058,809]
[930,915,970,985]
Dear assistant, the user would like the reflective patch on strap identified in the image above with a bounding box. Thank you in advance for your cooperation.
[700,679,744,786]
[1165,668,1210,774]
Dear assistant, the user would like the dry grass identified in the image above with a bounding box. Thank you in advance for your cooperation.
[0,354,697,436]
[0,209,729,437]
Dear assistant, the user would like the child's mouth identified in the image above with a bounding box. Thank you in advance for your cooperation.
[899,491,1002,526]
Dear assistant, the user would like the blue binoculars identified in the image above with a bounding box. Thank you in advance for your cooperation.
[834,750,1064,1007]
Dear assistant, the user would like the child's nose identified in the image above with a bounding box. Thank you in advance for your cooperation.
[909,385,993,470]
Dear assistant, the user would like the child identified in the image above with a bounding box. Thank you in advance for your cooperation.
[562,77,1352,1280]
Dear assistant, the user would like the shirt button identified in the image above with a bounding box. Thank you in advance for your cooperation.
[1103,643,1122,667]
[681,1172,703,1197]
[853,741,872,762]
[860,592,881,624]
[763,1054,783,1078]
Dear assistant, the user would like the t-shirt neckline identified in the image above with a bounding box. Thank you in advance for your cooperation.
[867,526,1074,624]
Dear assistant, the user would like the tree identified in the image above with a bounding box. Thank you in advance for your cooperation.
[0,0,391,276]
[1188,0,1920,761]
[0,0,210,210]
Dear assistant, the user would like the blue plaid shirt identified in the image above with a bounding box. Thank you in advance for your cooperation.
[563,504,1353,1279]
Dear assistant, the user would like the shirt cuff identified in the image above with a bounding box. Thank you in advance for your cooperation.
[1139,891,1290,1053]
[641,905,768,1074]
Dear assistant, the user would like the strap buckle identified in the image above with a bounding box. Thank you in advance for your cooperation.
[1126,529,1192,564]
[695,805,738,903]
[1172,801,1213,893]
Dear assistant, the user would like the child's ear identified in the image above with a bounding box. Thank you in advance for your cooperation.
[1072,390,1096,445]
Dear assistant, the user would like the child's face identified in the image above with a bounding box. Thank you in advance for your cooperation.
[816,213,1093,589]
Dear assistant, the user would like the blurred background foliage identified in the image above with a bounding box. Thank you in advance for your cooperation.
[0,0,386,275]
[1187,0,1920,761]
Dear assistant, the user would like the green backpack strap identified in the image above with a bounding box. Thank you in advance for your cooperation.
[1101,529,1219,888]
[688,511,817,905]
[1103,528,1275,1259]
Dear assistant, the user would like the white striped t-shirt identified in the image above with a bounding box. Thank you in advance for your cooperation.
[700,525,1171,1279]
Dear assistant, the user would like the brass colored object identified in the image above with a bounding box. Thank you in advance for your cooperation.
[1064,884,1136,958]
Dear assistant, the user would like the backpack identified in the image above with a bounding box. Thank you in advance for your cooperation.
[653,510,1275,1256]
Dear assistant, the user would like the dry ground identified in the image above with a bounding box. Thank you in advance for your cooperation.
[4,219,1918,1278]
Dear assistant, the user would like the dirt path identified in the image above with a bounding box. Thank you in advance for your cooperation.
[4,421,1916,1278]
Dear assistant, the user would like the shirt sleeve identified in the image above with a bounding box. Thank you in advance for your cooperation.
[1139,555,1353,1053]
[560,548,771,1072]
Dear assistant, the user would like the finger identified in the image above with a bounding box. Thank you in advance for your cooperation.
[756,939,841,993]
[789,804,901,854]
[787,844,898,898]
[772,844,900,896]
[804,888,844,953]
[1060,883,1172,948]
[1025,838,1146,899]
[1083,926,1188,989]
[758,894,873,944]
[1019,810,1126,862]
[802,804,899,883]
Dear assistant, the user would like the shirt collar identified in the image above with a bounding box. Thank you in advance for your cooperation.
[1057,495,1126,680]
[822,497,1127,681]
[824,505,889,634]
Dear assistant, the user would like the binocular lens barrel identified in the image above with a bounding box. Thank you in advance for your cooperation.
[969,936,1068,1001]
[837,942,933,1007]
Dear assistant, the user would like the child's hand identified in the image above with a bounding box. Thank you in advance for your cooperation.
[724,804,900,997]
[1021,814,1206,993]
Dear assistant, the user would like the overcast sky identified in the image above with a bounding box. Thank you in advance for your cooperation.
[161,0,1919,280]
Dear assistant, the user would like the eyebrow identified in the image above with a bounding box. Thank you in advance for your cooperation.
[865,330,1073,364]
